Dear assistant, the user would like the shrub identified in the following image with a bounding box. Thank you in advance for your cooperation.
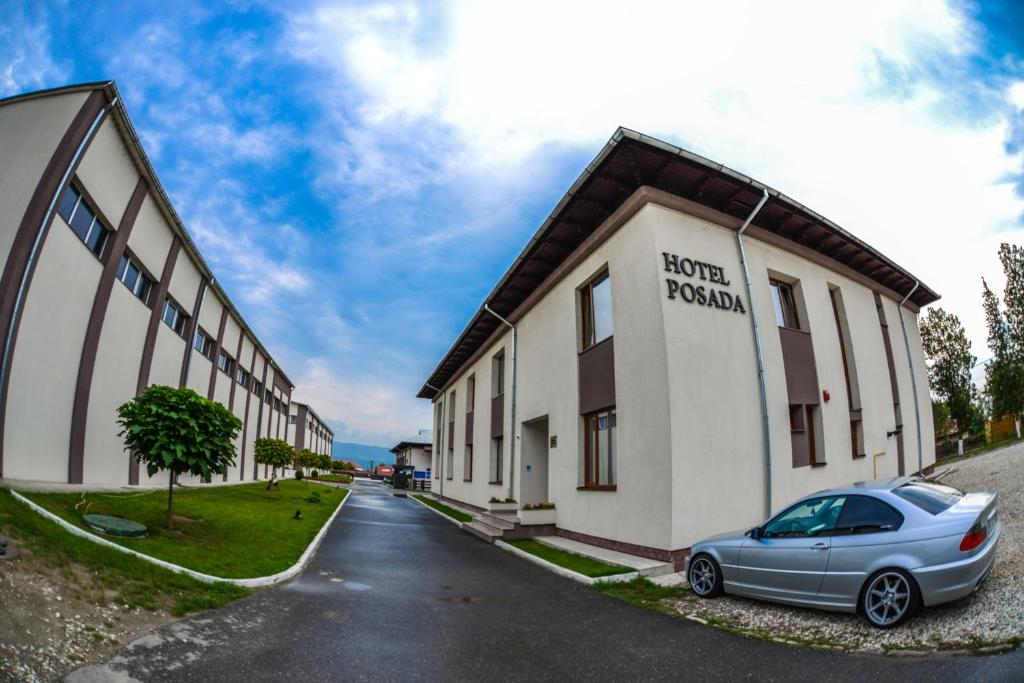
[311,470,319,479]
[305,491,321,504]
[294,470,304,481]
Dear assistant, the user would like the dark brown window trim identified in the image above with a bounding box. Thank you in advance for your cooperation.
[577,485,618,491]
[852,453,867,460]
[462,478,473,483]
[770,278,802,331]
[488,480,503,485]
[579,268,611,351]
[811,462,828,468]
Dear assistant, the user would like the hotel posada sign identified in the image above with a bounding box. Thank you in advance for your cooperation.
[661,252,746,314]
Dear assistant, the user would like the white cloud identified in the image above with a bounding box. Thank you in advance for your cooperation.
[0,5,67,97]
[287,0,1024,371]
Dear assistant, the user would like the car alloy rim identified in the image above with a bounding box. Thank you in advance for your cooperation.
[690,557,715,595]
[865,572,910,626]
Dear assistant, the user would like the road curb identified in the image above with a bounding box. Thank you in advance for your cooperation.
[409,494,465,528]
[10,487,349,588]
[494,539,639,586]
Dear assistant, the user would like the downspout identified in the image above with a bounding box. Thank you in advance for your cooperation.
[483,304,517,502]
[734,188,772,519]
[897,281,923,475]
[0,96,118,397]
[424,381,445,497]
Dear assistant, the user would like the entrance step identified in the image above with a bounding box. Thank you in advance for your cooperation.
[533,536,675,577]
[464,520,505,544]
[475,510,517,531]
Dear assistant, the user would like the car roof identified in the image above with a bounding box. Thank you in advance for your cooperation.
[805,476,917,499]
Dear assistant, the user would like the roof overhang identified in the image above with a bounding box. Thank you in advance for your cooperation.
[418,127,939,399]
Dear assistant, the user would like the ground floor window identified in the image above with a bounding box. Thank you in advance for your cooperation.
[489,437,503,484]
[463,444,473,482]
[582,408,616,488]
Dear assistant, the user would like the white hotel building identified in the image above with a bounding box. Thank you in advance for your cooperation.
[419,129,937,567]
[0,82,332,487]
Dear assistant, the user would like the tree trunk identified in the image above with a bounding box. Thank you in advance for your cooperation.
[167,475,175,530]
[958,437,964,456]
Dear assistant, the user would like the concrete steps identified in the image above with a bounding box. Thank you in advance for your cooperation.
[464,519,507,543]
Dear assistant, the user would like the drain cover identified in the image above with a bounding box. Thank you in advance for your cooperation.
[82,514,147,538]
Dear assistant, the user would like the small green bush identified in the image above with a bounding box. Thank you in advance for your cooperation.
[310,470,319,479]
[305,491,321,504]
[294,470,304,480]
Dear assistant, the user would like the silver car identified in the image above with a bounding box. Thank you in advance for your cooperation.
[685,477,1000,628]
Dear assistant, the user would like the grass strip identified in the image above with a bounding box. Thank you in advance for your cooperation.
[412,494,472,523]
[0,488,247,616]
[22,480,346,579]
[593,576,687,611]
[310,474,353,483]
[507,538,631,578]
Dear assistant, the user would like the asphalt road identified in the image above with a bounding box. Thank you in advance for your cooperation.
[67,480,1023,682]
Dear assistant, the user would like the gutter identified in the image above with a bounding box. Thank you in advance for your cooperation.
[897,281,924,474]
[734,188,772,519]
[483,304,517,501]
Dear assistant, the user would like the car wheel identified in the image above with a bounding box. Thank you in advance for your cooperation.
[861,568,920,629]
[688,554,723,598]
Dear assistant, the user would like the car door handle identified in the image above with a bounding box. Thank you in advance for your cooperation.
[810,543,829,550]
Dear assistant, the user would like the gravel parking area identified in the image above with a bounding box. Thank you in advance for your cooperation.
[665,445,1024,654]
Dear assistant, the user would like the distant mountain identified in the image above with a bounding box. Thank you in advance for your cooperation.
[332,442,395,469]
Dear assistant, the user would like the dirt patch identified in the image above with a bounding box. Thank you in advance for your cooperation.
[0,541,172,682]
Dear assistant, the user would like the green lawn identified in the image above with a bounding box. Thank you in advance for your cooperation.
[0,488,247,616]
[593,576,687,611]
[22,480,346,579]
[412,494,472,523]
[506,538,630,578]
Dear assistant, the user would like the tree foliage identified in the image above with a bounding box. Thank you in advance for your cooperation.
[117,385,241,529]
[982,277,1024,418]
[254,438,294,489]
[920,308,976,437]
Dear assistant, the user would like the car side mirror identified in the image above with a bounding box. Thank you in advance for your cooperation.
[750,526,762,541]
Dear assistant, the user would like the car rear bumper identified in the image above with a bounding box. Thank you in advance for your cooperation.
[911,522,1000,607]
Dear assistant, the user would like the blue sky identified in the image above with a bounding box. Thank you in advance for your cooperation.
[2,1,1023,445]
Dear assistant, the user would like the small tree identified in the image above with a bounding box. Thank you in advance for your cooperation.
[254,438,294,490]
[293,448,316,475]
[318,453,332,472]
[117,385,241,530]
[921,308,977,454]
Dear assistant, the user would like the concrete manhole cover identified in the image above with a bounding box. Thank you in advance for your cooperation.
[82,514,147,538]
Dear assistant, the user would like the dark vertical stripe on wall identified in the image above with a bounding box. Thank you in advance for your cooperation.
[284,389,291,442]
[131,235,180,484]
[224,331,244,482]
[295,404,306,450]
[207,307,228,399]
[874,293,905,476]
[0,90,107,478]
[68,178,149,484]
[179,279,208,388]
[239,347,256,481]
[254,362,268,479]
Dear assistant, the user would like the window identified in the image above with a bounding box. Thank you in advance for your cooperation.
[116,254,154,305]
[162,298,188,337]
[264,388,272,404]
[193,328,213,359]
[580,271,613,350]
[252,380,263,397]
[217,350,234,375]
[235,367,250,388]
[463,444,473,482]
[489,436,503,484]
[446,391,455,480]
[892,482,964,515]
[289,415,296,424]
[274,397,282,412]
[492,352,505,397]
[466,375,475,414]
[834,496,903,535]
[57,184,109,258]
[830,287,864,458]
[582,408,616,488]
[763,496,846,538]
[770,279,800,329]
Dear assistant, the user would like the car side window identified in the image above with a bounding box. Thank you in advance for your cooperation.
[833,495,903,535]
[762,496,846,538]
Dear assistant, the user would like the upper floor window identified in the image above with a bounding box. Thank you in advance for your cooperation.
[116,254,154,305]
[580,271,613,350]
[162,298,188,337]
[217,349,234,375]
[770,279,800,330]
[193,328,214,359]
[492,352,505,398]
[58,184,109,258]
[252,380,263,397]
[264,388,272,404]
[235,366,250,388]
[466,375,475,413]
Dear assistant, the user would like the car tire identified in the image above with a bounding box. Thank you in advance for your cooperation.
[860,568,921,629]
[688,553,724,598]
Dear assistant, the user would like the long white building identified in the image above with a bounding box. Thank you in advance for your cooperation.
[419,129,938,567]
[0,82,331,486]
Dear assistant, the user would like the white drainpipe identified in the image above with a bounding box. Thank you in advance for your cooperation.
[897,281,924,474]
[734,188,772,518]
[483,304,517,502]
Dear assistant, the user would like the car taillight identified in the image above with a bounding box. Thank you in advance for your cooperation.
[960,524,987,552]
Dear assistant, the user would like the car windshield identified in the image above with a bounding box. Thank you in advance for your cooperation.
[762,496,846,538]
[892,482,963,515]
